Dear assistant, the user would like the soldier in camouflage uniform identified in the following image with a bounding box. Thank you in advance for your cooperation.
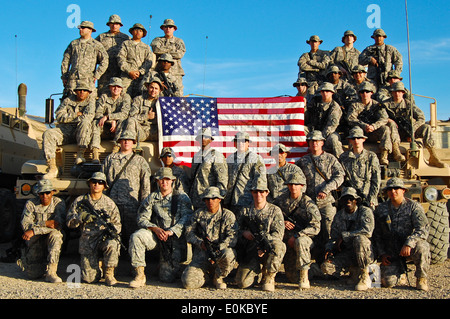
[325,65,357,114]
[374,69,414,104]
[339,127,381,208]
[266,143,305,203]
[66,172,122,286]
[159,147,190,194]
[142,53,182,97]
[117,23,153,98]
[295,130,344,263]
[42,80,95,179]
[128,168,193,287]
[61,21,109,98]
[373,177,431,291]
[101,131,152,247]
[19,179,66,283]
[190,128,228,210]
[359,28,403,88]
[298,35,330,93]
[384,81,447,168]
[292,77,313,103]
[304,82,344,157]
[273,174,321,289]
[235,178,286,292]
[321,187,375,291]
[329,30,361,81]
[151,19,186,95]
[182,187,237,290]
[225,131,267,213]
[91,77,131,160]
[349,65,378,93]
[95,14,130,94]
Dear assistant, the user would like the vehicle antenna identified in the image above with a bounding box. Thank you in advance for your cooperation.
[148,15,153,45]
[203,35,208,95]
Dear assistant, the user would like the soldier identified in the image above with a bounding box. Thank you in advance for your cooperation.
[182,187,237,290]
[159,147,190,194]
[19,179,66,283]
[128,168,193,287]
[329,30,361,81]
[91,77,131,159]
[292,77,313,102]
[61,21,108,98]
[101,131,152,246]
[384,81,447,168]
[295,130,344,263]
[224,131,267,213]
[374,69,414,104]
[266,143,305,203]
[373,177,431,291]
[151,19,186,95]
[325,65,357,113]
[42,80,95,179]
[339,127,381,208]
[359,28,403,88]
[66,172,122,286]
[117,23,153,98]
[320,187,375,291]
[273,174,321,289]
[126,77,162,142]
[143,53,182,97]
[298,35,331,92]
[349,65,377,93]
[235,179,286,292]
[304,82,344,157]
[347,82,404,165]
[190,128,228,210]
[95,14,130,94]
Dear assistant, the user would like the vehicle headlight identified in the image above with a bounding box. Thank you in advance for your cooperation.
[424,186,439,202]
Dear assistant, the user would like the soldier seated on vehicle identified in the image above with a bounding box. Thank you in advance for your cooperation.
[325,65,357,115]
[292,77,313,103]
[349,65,378,94]
[142,53,182,97]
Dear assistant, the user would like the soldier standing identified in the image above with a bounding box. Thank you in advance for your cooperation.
[373,177,431,291]
[19,179,66,283]
[101,131,152,246]
[329,30,361,81]
[320,187,375,291]
[61,21,108,98]
[128,168,193,287]
[190,128,228,210]
[298,35,330,92]
[42,80,95,179]
[182,187,237,290]
[273,174,321,289]
[235,179,286,292]
[66,172,122,286]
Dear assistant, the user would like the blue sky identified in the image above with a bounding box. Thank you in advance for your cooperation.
[1,0,449,121]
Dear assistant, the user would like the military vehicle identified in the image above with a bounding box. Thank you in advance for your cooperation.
[0,84,47,242]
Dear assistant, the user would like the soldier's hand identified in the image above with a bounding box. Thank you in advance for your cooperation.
[110,120,117,132]
[147,110,156,120]
[381,254,391,266]
[99,116,108,127]
[317,192,327,200]
[22,230,34,241]
[370,57,378,66]
[399,245,412,257]
[242,230,254,241]
[366,124,375,133]
[257,249,265,258]
[284,220,295,231]
[80,211,96,224]
[45,220,59,229]
[324,251,333,261]
[129,71,140,80]
[151,227,169,241]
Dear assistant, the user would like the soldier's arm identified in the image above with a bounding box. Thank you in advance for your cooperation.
[55,99,76,123]
[109,94,132,121]
[321,156,345,195]
[117,41,134,74]
[300,198,322,238]
[341,207,375,242]
[61,42,73,81]
[323,103,342,137]
[368,153,381,206]
[136,196,157,229]
[93,41,109,80]
[169,194,194,238]
[405,201,429,248]
[170,38,186,59]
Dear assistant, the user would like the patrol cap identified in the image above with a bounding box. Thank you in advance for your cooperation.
[387,70,403,80]
[78,21,96,32]
[306,130,326,141]
[250,178,269,192]
[118,131,137,144]
[293,77,308,87]
[155,167,177,180]
[196,127,214,142]
[107,14,123,26]
[202,186,224,200]
[389,81,407,93]
[158,53,175,65]
[346,126,368,139]
[160,147,176,158]
[36,179,56,194]
[108,77,123,88]
[342,30,357,43]
[270,144,289,156]
[351,65,367,74]
[339,187,360,200]
[129,23,147,37]
[357,81,376,93]
[87,172,108,189]
[307,35,323,44]
[382,177,407,191]
[371,28,387,38]
[326,65,342,77]
[74,80,92,92]
[234,131,250,142]
[160,18,178,30]
[284,172,306,185]
[318,82,336,93]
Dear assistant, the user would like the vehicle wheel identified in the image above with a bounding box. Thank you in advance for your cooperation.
[427,201,449,264]
[0,188,18,243]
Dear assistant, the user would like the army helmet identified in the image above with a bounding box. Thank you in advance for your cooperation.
[118,131,137,144]
[351,65,367,74]
[108,77,124,88]
[158,53,175,65]
[357,81,376,93]
[250,178,269,192]
[129,23,147,37]
[318,82,336,93]
[107,14,123,26]
[196,127,214,142]
[74,80,92,92]
[389,81,407,93]
[306,130,326,141]
[160,147,176,158]
[284,172,306,186]
[339,187,361,201]
[293,77,308,87]
[326,65,343,77]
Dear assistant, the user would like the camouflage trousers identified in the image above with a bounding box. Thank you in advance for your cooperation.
[283,234,314,283]
[380,239,430,287]
[320,235,374,277]
[115,203,139,249]
[43,122,92,160]
[366,125,393,152]
[235,238,286,288]
[387,121,436,148]
[124,118,157,142]
[22,230,64,279]
[121,75,145,99]
[181,247,236,289]
[129,228,187,283]
[91,119,127,149]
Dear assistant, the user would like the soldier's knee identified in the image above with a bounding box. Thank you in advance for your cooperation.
[181,266,206,289]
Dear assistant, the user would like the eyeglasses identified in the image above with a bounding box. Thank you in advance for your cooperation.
[90,180,106,185]
[39,191,52,195]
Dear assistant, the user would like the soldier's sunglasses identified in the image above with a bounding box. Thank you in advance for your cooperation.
[90,180,106,185]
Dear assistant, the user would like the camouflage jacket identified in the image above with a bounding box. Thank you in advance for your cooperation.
[383,98,425,132]
[95,91,131,121]
[95,31,130,60]
[298,49,331,82]
[117,40,153,76]
[304,99,342,138]
[266,162,305,203]
[347,99,388,130]
[359,44,403,85]
[329,45,361,75]
[55,94,95,124]
[151,36,186,76]
[21,196,66,235]
[129,94,158,127]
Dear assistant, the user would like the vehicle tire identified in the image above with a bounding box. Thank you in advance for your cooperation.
[0,188,18,243]
[427,201,449,264]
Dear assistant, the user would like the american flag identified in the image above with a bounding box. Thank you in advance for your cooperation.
[156,96,307,167]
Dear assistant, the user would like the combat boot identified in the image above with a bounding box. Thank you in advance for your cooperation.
[355,267,371,291]
[75,147,87,165]
[105,267,118,286]
[43,158,58,179]
[213,274,227,290]
[262,272,276,292]
[129,266,146,288]
[380,149,389,165]
[92,148,100,164]
[427,147,448,168]
[299,268,310,289]
[416,277,429,291]
[45,263,62,283]
[392,143,406,162]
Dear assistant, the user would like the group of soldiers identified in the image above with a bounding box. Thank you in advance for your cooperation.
[18,18,438,293]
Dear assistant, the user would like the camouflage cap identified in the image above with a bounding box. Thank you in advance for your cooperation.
[234,131,250,142]
[74,80,92,92]
[144,76,163,88]
[87,172,108,189]
[293,77,308,87]
[357,81,376,93]
[346,126,368,139]
[342,30,357,43]
[160,147,176,158]
[371,28,387,39]
[158,53,175,65]
[382,177,407,191]
[129,23,147,37]
[250,178,269,192]
[339,187,360,200]
[351,65,367,74]
[108,77,123,88]
[306,130,326,141]
[155,167,177,180]
[326,65,342,76]
[318,82,336,93]
[389,81,407,93]
[36,179,56,194]
[196,127,214,142]
[160,18,178,30]
[270,143,290,156]
[107,14,123,26]
[284,172,306,185]
[118,131,137,143]
[307,35,323,44]
[387,70,403,80]
[78,21,96,32]
[202,186,224,200]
